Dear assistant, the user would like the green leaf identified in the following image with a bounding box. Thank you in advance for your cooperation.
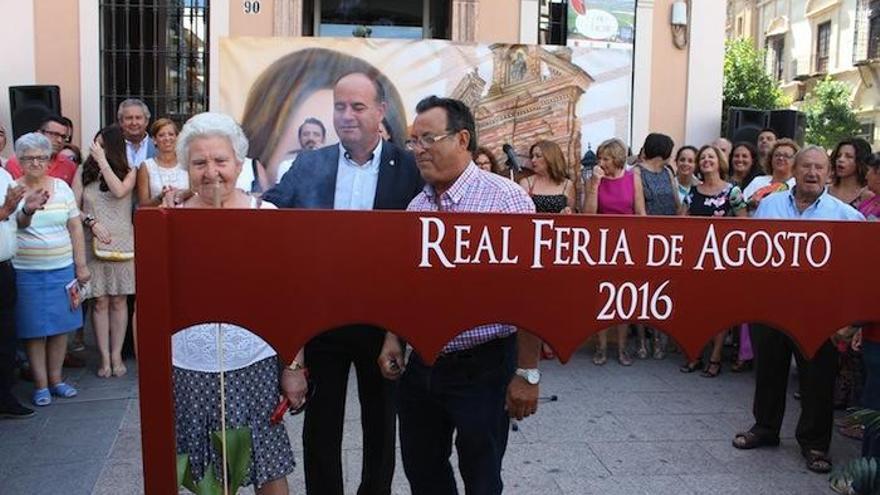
[177,454,192,489]
[191,463,223,495]
[211,426,254,491]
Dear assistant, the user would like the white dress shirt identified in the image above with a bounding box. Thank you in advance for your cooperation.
[333,140,383,210]
[126,138,150,169]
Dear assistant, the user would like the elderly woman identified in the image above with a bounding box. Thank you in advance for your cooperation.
[13,133,90,406]
[165,112,303,494]
[584,138,646,366]
[137,118,188,207]
[742,138,800,211]
[74,124,137,378]
[828,138,874,209]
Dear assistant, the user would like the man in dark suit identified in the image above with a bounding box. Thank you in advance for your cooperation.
[263,70,422,495]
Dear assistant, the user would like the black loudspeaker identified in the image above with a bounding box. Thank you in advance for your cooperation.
[768,109,806,146]
[727,107,770,145]
[9,85,62,141]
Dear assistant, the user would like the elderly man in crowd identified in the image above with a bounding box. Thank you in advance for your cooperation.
[117,98,155,168]
[732,145,864,473]
[378,96,541,495]
[263,70,422,495]
[712,137,732,160]
[5,115,78,185]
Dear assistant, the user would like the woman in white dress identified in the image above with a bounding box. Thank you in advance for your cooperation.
[136,118,188,206]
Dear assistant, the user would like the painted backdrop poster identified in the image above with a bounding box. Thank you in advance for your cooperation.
[220,38,632,181]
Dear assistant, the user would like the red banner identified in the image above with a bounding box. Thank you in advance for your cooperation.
[135,208,878,493]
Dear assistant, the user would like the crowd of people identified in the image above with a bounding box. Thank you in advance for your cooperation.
[0,67,878,493]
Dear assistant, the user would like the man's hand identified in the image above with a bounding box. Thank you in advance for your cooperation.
[377,333,405,380]
[506,376,538,420]
[280,368,308,409]
[2,185,25,217]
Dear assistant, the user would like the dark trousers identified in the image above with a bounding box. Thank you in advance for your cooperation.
[303,326,396,495]
[750,323,838,451]
[398,336,515,495]
[862,341,880,458]
[0,260,18,406]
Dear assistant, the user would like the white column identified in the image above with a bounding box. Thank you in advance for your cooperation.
[209,0,230,111]
[520,0,539,44]
[0,0,36,153]
[78,0,100,147]
[631,0,654,148]
[685,1,726,146]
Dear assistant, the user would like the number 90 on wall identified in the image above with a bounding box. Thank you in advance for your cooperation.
[243,0,261,14]
[597,280,672,321]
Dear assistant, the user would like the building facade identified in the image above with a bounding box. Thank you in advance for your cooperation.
[0,0,727,155]
[727,0,880,147]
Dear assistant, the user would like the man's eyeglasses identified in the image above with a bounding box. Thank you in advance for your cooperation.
[405,132,455,151]
[39,129,67,140]
[19,155,50,165]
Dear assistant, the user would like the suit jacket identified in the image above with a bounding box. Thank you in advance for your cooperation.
[263,141,423,210]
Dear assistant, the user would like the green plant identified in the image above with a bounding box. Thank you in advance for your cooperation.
[177,427,254,495]
[830,409,880,495]
[803,76,861,149]
[722,38,788,133]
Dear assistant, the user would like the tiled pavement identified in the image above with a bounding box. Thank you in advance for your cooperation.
[0,346,861,494]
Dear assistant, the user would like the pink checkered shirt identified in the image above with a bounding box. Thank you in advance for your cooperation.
[408,162,536,353]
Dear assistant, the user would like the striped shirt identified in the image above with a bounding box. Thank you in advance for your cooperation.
[14,178,80,271]
[408,162,536,353]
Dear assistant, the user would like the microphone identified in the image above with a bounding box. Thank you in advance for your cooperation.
[502,144,522,173]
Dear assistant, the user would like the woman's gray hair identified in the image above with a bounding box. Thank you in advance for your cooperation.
[176,112,249,167]
[116,98,151,121]
[14,132,52,157]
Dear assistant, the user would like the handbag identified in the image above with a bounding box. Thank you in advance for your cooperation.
[92,237,134,262]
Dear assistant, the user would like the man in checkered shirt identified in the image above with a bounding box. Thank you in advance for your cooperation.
[378,96,542,495]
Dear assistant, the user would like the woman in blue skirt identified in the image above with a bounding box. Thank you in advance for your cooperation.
[12,133,91,407]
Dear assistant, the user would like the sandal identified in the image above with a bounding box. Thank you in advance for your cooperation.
[801,448,832,473]
[618,351,633,367]
[636,346,649,359]
[732,430,780,450]
[592,348,607,366]
[32,388,51,407]
[679,359,704,373]
[731,359,753,373]
[701,360,722,378]
[49,382,78,398]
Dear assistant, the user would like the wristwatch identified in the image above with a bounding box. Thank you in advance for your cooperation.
[83,214,96,228]
[515,368,541,385]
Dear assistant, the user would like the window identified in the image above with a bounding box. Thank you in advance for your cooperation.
[767,36,785,80]
[538,0,567,45]
[306,0,450,39]
[870,0,880,59]
[99,1,209,126]
[737,17,744,38]
[815,21,831,72]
